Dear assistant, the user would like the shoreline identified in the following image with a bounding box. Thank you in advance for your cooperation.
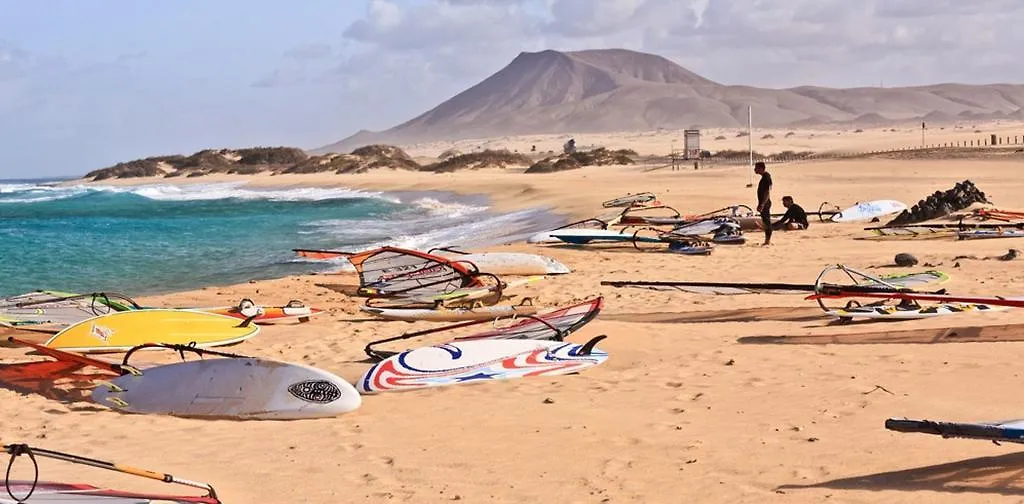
[4,176,570,299]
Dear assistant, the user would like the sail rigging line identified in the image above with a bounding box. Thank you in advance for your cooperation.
[2,441,219,502]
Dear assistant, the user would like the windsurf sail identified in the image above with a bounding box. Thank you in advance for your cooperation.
[0,291,140,326]
[363,297,604,360]
[973,208,1024,222]
[6,336,134,375]
[858,227,956,241]
[885,417,1024,444]
[602,192,657,208]
[2,442,219,503]
[601,266,949,296]
[666,217,739,238]
[686,205,755,221]
[324,246,487,298]
[615,205,682,226]
[366,275,543,310]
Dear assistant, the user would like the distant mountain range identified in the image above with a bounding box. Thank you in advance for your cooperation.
[314,48,1024,153]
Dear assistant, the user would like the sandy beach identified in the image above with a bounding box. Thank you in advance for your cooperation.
[7,127,1024,503]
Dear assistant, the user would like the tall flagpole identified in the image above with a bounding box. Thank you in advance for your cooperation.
[746,106,753,187]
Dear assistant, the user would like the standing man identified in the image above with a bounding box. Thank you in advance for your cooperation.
[754,161,772,246]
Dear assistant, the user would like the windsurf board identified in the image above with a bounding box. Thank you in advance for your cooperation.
[357,337,608,394]
[957,229,1024,240]
[44,310,260,353]
[360,304,539,322]
[91,357,361,420]
[830,200,907,223]
[433,251,571,275]
[825,303,1002,321]
[197,299,322,323]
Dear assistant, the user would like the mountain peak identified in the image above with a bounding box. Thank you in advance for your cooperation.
[312,48,1024,154]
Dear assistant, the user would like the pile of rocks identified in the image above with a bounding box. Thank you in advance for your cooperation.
[884,180,991,226]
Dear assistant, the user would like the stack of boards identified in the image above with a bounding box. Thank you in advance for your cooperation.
[10,298,609,421]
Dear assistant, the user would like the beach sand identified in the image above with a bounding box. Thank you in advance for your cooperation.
[6,128,1024,503]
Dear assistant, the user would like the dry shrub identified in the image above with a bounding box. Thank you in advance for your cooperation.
[424,149,532,173]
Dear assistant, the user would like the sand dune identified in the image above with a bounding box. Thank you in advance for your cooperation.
[317,48,1024,153]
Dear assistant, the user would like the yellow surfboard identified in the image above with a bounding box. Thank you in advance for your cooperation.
[43,309,260,353]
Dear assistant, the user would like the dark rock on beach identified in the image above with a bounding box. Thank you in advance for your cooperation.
[894,253,918,267]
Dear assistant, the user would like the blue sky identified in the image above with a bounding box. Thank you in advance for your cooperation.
[2,0,1022,178]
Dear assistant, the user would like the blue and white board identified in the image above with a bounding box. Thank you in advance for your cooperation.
[957,229,1024,240]
[548,229,662,244]
[357,337,608,394]
[830,200,907,223]
[91,357,361,420]
[886,417,1024,444]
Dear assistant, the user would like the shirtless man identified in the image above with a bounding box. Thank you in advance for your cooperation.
[773,196,809,230]
[754,162,772,246]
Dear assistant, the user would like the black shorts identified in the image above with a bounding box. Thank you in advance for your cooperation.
[760,204,772,227]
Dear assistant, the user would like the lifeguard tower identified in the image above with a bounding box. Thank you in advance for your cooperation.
[683,129,701,160]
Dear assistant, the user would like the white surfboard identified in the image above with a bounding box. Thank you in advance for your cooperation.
[360,303,539,322]
[433,251,571,275]
[357,337,608,394]
[91,357,361,420]
[830,200,907,223]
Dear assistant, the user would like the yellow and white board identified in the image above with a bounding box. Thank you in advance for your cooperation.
[44,309,260,353]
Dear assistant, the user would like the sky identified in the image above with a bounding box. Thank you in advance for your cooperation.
[2,0,1023,178]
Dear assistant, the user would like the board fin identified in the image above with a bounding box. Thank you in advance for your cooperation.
[579,335,608,356]
[6,336,130,375]
[236,313,259,328]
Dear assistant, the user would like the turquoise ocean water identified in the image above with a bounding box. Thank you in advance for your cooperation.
[0,179,564,297]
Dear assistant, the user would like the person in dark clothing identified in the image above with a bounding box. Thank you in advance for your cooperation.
[754,162,772,246]
[773,196,809,230]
